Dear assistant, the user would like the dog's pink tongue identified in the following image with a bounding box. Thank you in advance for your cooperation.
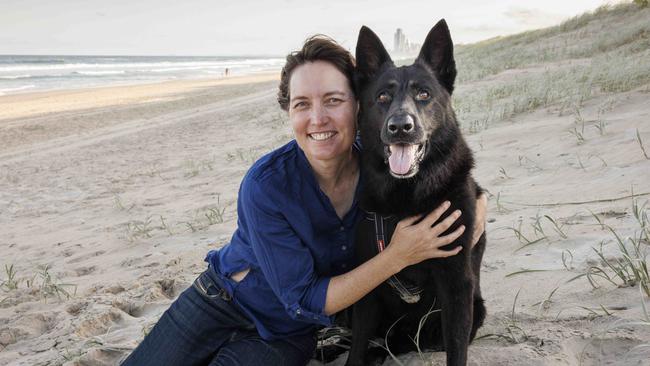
[388,144,417,175]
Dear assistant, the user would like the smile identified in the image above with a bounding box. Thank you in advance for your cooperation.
[308,131,337,141]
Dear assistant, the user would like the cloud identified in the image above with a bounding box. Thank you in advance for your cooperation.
[462,24,510,33]
[503,6,565,28]
[504,8,540,23]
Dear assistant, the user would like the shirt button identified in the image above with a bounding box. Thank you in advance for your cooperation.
[340,226,345,231]
[341,245,347,251]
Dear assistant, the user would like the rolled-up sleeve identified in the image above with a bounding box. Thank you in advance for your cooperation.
[240,177,333,326]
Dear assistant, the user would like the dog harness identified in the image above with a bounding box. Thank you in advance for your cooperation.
[365,211,423,304]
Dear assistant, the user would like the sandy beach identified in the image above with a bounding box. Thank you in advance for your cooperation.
[1,73,292,365]
[2,6,650,363]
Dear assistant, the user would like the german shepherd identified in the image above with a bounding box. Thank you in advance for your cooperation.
[346,20,486,366]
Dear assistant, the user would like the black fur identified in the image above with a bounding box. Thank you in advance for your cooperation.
[346,20,486,366]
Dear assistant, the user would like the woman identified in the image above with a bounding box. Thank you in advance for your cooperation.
[122,36,487,366]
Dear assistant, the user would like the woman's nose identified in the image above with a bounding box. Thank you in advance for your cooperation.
[309,104,327,125]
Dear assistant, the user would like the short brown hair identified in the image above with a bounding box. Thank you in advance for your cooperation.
[277,35,356,111]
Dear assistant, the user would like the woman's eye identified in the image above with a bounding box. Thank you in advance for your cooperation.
[327,98,342,104]
[416,90,431,101]
[377,92,392,104]
[293,101,306,109]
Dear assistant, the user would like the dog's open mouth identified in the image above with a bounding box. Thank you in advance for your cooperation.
[384,143,425,178]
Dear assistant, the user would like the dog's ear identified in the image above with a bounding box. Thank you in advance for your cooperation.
[416,19,457,94]
[356,26,393,83]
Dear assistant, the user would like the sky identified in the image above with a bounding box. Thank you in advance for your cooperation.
[0,0,618,56]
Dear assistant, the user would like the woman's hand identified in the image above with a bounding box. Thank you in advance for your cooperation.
[386,201,465,272]
[472,193,488,248]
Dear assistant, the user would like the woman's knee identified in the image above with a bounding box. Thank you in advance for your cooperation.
[209,333,315,366]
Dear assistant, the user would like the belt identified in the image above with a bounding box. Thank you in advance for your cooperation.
[193,267,233,302]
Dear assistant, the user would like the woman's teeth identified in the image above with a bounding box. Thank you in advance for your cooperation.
[309,132,336,141]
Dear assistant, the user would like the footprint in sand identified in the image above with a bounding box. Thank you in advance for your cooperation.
[135,278,184,302]
[112,299,146,318]
[75,347,128,366]
[120,257,142,268]
[66,301,88,316]
[0,313,59,349]
[75,309,123,338]
[142,261,160,268]
[104,284,126,294]
[67,250,106,264]
[74,265,97,276]
[156,279,178,299]
[112,299,167,318]
[562,337,648,365]
[0,328,26,348]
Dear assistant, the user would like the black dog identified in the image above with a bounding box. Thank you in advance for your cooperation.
[346,20,486,366]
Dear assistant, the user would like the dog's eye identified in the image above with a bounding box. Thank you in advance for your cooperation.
[416,90,431,101]
[377,92,392,104]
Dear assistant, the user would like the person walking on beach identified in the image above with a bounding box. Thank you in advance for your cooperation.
[121,35,487,366]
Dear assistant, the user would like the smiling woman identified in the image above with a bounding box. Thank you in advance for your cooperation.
[120,35,484,366]
[287,61,360,218]
[288,61,358,167]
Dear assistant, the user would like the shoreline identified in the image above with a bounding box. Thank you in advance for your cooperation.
[0,71,279,121]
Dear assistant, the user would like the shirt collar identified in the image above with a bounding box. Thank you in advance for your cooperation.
[294,138,363,222]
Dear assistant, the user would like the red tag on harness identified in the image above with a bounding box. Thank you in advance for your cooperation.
[376,239,385,252]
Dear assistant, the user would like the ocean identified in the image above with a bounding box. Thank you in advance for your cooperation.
[0,55,285,95]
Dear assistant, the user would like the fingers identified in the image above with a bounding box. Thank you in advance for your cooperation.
[435,224,465,246]
[430,209,462,236]
[429,225,465,258]
[472,220,484,248]
[420,201,451,227]
[397,200,456,229]
[433,245,463,258]
[398,214,423,228]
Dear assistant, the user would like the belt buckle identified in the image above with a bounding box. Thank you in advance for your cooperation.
[194,272,232,301]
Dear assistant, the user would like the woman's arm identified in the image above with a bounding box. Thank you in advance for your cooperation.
[323,193,488,315]
[472,192,488,247]
[324,201,464,315]
[241,176,488,320]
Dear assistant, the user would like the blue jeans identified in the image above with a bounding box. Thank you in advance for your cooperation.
[121,267,317,366]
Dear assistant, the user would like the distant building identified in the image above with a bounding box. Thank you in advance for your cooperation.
[394,28,406,53]
[393,28,420,55]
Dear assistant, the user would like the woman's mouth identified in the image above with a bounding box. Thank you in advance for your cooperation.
[308,131,337,141]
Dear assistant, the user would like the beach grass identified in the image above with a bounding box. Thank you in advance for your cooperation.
[32,264,77,301]
[1,264,20,291]
[564,198,650,297]
[452,2,650,132]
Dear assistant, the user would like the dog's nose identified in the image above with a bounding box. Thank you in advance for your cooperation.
[387,114,415,135]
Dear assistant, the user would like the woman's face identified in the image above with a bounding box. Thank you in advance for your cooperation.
[288,61,357,164]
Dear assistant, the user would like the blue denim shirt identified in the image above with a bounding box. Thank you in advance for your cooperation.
[205,139,362,340]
